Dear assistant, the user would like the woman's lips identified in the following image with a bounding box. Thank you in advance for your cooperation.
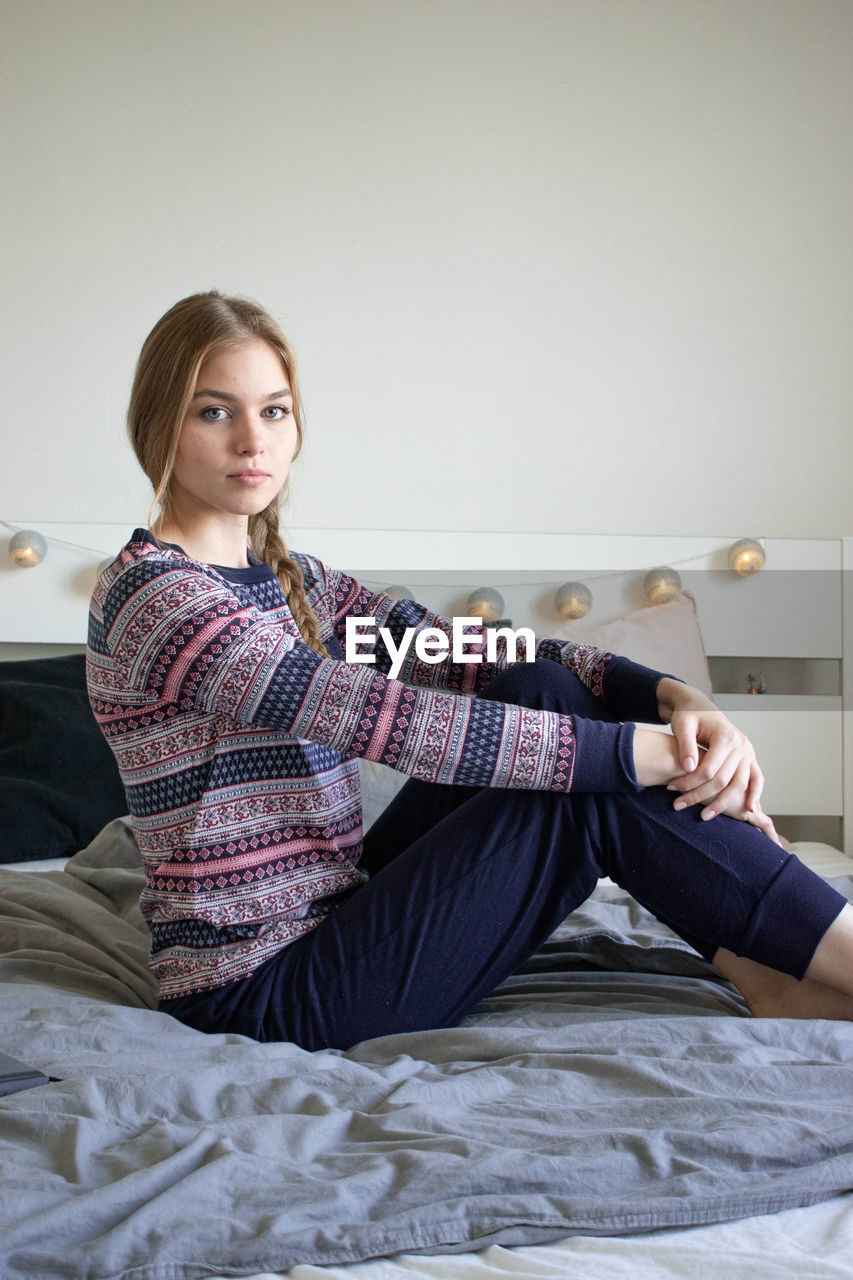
[228,472,269,486]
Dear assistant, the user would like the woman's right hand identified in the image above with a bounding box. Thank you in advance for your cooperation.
[632,728,784,847]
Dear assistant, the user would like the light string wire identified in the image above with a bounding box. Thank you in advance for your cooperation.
[1,520,755,588]
[1,521,117,559]
[355,550,745,593]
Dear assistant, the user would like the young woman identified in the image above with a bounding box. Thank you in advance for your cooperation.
[86,291,853,1049]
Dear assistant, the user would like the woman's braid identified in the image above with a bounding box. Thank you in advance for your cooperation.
[250,505,331,659]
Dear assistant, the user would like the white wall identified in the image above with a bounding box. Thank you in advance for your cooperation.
[3,0,851,539]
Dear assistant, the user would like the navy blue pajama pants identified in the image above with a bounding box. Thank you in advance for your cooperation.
[159,659,847,1049]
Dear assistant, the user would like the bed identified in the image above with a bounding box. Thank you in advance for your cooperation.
[1,527,852,1280]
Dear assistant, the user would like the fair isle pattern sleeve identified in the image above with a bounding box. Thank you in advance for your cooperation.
[99,549,633,799]
[321,562,670,725]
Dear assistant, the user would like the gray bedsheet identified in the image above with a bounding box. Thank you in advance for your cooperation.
[0,819,851,1280]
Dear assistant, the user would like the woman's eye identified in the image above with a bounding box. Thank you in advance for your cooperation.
[263,405,292,420]
[200,406,228,422]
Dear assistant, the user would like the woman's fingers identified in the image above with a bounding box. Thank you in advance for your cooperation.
[667,756,782,845]
[696,756,752,821]
[669,710,700,773]
[745,807,782,846]
[664,709,779,840]
[663,709,770,831]
[693,724,751,786]
[745,761,765,812]
[670,746,741,810]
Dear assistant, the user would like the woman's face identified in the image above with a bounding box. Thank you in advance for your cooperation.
[168,338,298,529]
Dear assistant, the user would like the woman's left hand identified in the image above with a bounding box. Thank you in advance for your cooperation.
[655,678,778,840]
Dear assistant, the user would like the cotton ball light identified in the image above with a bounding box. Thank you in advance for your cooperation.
[555,582,593,620]
[728,538,765,576]
[466,587,505,625]
[9,530,47,567]
[643,566,681,606]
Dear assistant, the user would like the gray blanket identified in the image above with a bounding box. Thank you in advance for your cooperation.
[1,819,851,1280]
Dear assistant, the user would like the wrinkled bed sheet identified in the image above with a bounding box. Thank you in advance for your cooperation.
[0,819,851,1280]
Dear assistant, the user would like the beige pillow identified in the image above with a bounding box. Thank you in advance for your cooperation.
[557,592,712,697]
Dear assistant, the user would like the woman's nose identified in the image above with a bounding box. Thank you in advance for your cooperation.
[234,415,264,455]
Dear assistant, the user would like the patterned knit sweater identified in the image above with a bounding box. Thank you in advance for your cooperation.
[87,529,669,998]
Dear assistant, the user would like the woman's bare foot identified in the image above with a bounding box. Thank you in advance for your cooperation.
[713,948,853,1021]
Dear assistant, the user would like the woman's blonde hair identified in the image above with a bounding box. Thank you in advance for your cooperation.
[127,290,330,657]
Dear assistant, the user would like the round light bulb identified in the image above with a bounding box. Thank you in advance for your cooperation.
[9,529,47,568]
[465,587,505,625]
[728,538,765,576]
[643,566,681,606]
[555,581,593,620]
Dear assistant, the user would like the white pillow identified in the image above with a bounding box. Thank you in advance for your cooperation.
[556,592,713,697]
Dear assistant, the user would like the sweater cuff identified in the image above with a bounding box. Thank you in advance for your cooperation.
[603,655,681,725]
[570,718,642,793]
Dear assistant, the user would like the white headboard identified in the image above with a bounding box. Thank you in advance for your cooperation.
[0,522,842,653]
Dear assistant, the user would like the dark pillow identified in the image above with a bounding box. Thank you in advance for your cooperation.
[0,655,128,863]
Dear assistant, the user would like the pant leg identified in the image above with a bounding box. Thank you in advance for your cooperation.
[162,659,847,1048]
[514,660,846,975]
[364,659,846,974]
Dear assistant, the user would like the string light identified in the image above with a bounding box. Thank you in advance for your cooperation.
[8,530,48,567]
[728,538,765,576]
[358,541,767,594]
[555,582,593,620]
[465,587,505,624]
[3,522,767,620]
[643,567,682,606]
[2,521,113,560]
